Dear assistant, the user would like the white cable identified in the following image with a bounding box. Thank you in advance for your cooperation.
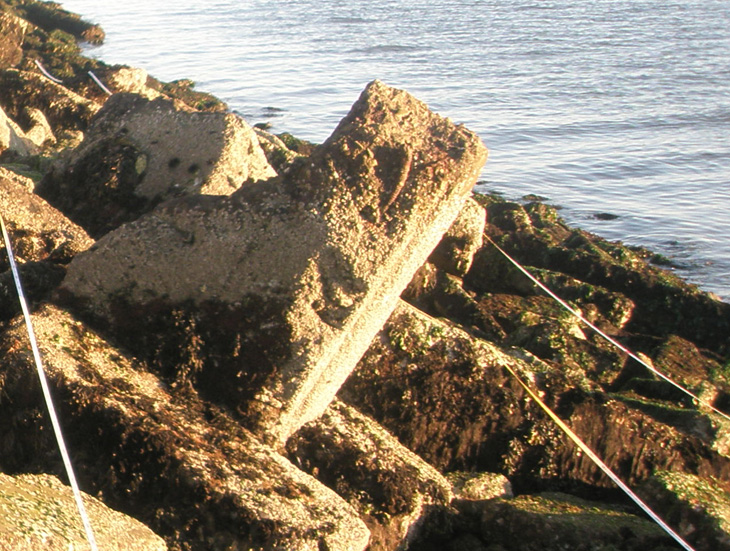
[34,59,64,84]
[486,236,730,423]
[0,216,99,551]
[88,71,113,96]
[503,361,696,551]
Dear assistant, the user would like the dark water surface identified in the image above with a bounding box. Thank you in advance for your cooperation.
[62,0,730,299]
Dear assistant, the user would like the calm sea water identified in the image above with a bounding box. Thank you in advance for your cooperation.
[61,0,730,300]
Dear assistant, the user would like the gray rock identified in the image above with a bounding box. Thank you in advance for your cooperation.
[0,473,166,551]
[287,399,453,551]
[0,304,370,551]
[38,92,277,236]
[23,107,57,148]
[105,66,162,100]
[58,80,487,443]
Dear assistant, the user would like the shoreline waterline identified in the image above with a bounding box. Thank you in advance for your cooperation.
[60,0,730,300]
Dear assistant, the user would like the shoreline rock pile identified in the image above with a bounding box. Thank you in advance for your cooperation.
[1,2,729,550]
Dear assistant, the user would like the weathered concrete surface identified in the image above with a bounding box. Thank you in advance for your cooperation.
[58,80,488,443]
[0,167,93,323]
[287,399,453,551]
[38,92,277,236]
[0,304,370,551]
[0,473,166,551]
[0,12,29,69]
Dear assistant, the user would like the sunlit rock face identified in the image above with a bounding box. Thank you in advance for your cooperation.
[58,79,487,444]
[37,92,277,238]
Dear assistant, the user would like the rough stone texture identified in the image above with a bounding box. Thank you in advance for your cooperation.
[0,173,94,269]
[254,127,302,174]
[641,471,730,551]
[410,492,679,551]
[58,80,488,443]
[0,104,37,156]
[0,12,29,69]
[340,300,730,497]
[427,196,485,277]
[287,399,452,551]
[0,69,101,138]
[447,472,512,501]
[0,473,166,551]
[105,66,162,100]
[38,92,277,237]
[0,166,34,191]
[23,107,56,147]
[0,304,370,551]
[476,493,677,551]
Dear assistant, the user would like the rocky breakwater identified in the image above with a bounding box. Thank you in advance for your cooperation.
[2,2,730,551]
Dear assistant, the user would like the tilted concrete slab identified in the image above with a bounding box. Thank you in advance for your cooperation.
[58,80,488,443]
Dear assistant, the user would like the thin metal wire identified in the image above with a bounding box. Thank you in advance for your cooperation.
[88,71,113,96]
[503,361,696,551]
[0,215,99,551]
[34,59,64,84]
[486,235,730,423]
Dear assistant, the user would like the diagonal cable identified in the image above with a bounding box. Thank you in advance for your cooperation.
[1,215,99,551]
[502,360,696,551]
[486,235,730,423]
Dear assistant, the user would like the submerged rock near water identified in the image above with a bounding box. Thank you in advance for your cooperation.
[1,2,730,550]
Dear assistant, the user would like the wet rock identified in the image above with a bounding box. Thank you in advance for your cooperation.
[476,492,678,551]
[57,80,487,443]
[340,300,730,498]
[0,12,29,69]
[37,92,277,237]
[14,1,105,44]
[0,472,166,551]
[0,304,370,551]
[641,471,730,551]
[469,195,730,357]
[340,300,541,473]
[287,399,452,551]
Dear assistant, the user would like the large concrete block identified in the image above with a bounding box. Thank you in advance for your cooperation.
[58,80,488,443]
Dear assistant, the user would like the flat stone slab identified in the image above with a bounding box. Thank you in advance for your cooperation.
[59,80,488,443]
